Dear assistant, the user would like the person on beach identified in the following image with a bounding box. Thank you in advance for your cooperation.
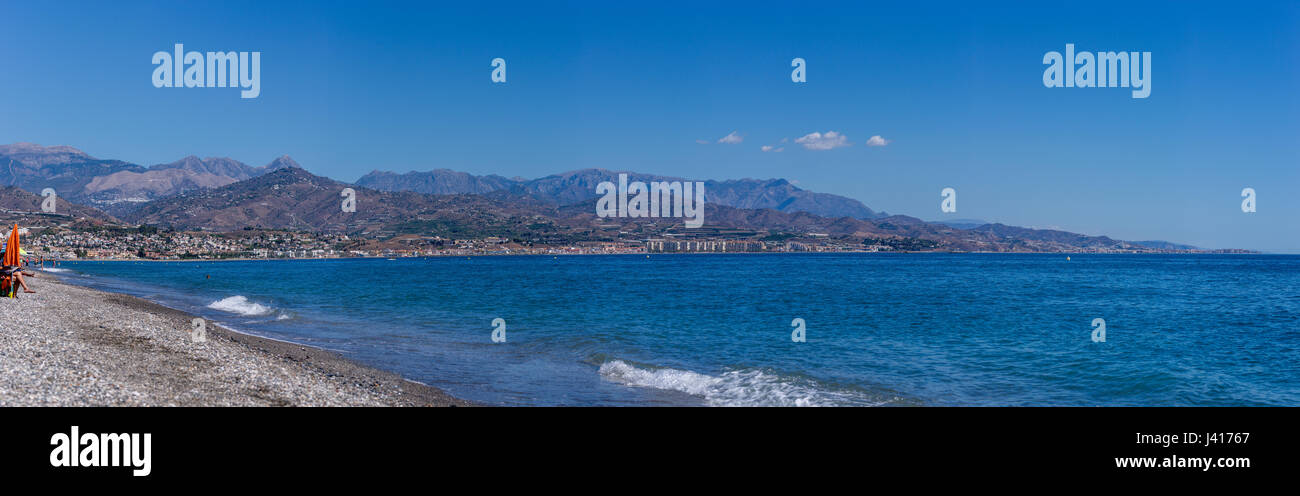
[1,226,34,295]
[2,268,35,292]
[0,263,35,294]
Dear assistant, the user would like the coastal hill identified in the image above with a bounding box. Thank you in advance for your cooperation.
[357,168,886,220]
[555,198,1159,252]
[0,185,117,223]
[123,167,573,240]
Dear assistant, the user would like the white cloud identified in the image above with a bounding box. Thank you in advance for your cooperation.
[760,145,784,152]
[717,131,743,144]
[866,135,891,147]
[695,139,710,145]
[795,131,850,150]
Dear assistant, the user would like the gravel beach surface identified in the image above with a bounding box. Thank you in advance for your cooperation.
[0,273,471,406]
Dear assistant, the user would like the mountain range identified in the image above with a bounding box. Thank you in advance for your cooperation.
[0,143,299,217]
[0,142,1218,252]
[121,166,1185,252]
[83,154,299,208]
[355,168,886,219]
[124,167,570,240]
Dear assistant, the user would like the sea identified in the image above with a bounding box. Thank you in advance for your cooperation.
[46,253,1300,406]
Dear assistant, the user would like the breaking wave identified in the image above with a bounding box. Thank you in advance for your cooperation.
[597,360,893,407]
[207,295,275,317]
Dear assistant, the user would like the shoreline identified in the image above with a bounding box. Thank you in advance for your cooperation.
[0,274,473,407]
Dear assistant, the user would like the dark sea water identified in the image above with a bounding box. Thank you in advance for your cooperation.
[48,254,1300,406]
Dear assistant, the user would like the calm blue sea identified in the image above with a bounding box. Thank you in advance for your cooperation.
[47,254,1300,406]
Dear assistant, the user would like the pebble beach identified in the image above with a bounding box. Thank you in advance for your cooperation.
[0,272,470,407]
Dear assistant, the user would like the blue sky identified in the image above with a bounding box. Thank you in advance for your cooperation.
[2,1,1297,251]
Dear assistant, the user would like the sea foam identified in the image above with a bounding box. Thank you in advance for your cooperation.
[597,360,890,407]
[207,295,275,317]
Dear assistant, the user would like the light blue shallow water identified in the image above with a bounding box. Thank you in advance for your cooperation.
[48,254,1300,406]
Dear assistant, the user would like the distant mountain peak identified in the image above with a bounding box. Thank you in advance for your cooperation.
[0,142,98,169]
[266,155,301,170]
[159,155,205,169]
[263,165,316,181]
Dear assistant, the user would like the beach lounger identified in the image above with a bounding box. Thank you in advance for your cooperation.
[0,268,15,298]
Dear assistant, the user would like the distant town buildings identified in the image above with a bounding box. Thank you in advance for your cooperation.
[15,221,1236,261]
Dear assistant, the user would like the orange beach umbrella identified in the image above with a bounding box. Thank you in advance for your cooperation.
[3,224,19,267]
